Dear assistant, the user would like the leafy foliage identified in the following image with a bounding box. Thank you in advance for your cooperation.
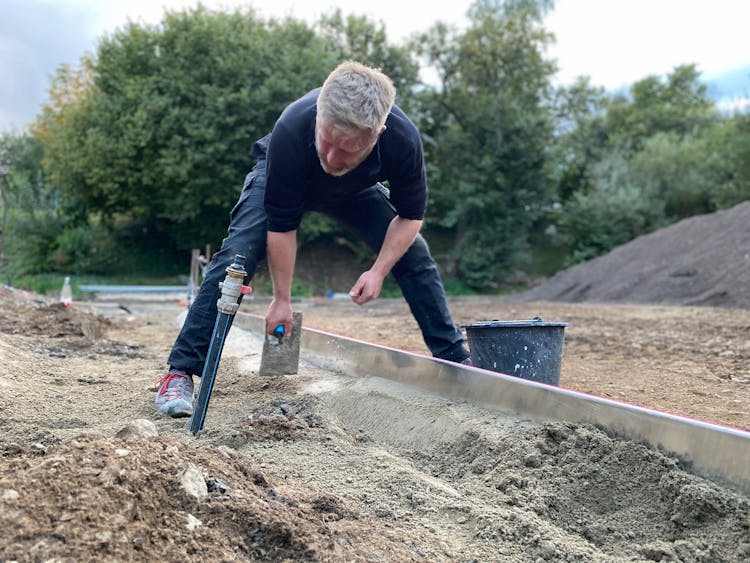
[0,131,49,267]
[7,2,749,292]
[36,7,334,253]
[559,152,666,265]
[412,0,556,288]
[603,64,716,153]
[707,113,750,209]
[549,77,608,203]
[31,7,425,276]
[552,64,746,266]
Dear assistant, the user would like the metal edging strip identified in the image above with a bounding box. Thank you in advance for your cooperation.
[233,311,750,495]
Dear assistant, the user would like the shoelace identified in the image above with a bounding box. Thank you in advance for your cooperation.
[157,372,189,401]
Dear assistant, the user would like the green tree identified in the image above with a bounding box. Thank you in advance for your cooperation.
[604,64,715,153]
[559,152,666,265]
[36,7,334,255]
[629,131,726,219]
[34,7,426,272]
[0,132,47,265]
[32,60,95,225]
[413,0,556,288]
[317,9,421,103]
[707,113,750,209]
[552,65,728,267]
[549,77,608,203]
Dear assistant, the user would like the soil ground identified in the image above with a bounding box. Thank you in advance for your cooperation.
[1,287,749,562]
[2,198,750,562]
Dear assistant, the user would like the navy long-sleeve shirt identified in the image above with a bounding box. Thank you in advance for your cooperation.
[250,88,428,233]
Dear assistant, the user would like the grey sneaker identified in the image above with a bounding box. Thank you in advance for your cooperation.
[155,371,194,417]
[460,357,473,366]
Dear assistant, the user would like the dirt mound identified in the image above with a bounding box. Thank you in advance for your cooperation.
[518,200,750,308]
[0,286,139,359]
[0,433,433,562]
[0,286,110,339]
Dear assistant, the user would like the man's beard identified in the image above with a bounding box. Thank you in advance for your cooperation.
[317,154,358,177]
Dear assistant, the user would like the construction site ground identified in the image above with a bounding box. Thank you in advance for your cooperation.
[1,287,749,562]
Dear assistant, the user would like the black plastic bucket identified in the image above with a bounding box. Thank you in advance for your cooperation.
[462,317,568,386]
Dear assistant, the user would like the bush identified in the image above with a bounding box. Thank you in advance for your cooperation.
[4,212,188,278]
[52,224,120,273]
[5,212,66,276]
[559,153,665,265]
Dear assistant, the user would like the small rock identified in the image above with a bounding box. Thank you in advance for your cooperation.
[99,463,120,483]
[181,464,208,501]
[207,478,229,494]
[186,513,202,531]
[115,448,130,457]
[539,540,556,559]
[116,419,158,438]
[2,489,20,501]
[95,531,111,545]
[217,446,236,460]
[79,318,103,339]
[524,454,542,468]
[3,443,22,455]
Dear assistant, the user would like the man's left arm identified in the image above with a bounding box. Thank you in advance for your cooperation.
[349,216,422,305]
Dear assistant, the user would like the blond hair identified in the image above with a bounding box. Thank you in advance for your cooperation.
[317,61,396,136]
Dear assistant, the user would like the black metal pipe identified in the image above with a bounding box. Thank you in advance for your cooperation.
[189,254,248,435]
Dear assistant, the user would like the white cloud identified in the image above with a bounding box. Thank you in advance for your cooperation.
[545,0,750,89]
[718,97,750,113]
[2,0,749,131]
[90,0,469,41]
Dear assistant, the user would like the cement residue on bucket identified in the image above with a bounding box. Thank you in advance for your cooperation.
[464,317,568,385]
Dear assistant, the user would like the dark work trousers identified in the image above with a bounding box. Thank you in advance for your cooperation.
[167,161,469,376]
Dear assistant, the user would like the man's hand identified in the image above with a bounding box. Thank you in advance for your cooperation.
[266,298,293,336]
[266,230,297,335]
[348,216,422,306]
[349,270,385,305]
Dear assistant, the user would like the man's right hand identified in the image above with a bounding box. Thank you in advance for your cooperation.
[266,230,297,337]
[266,298,293,337]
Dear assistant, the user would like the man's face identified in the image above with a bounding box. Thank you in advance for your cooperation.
[315,121,380,177]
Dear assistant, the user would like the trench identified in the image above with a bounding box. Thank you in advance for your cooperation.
[200,319,750,562]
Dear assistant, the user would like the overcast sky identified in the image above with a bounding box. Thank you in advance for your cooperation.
[2,0,749,131]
